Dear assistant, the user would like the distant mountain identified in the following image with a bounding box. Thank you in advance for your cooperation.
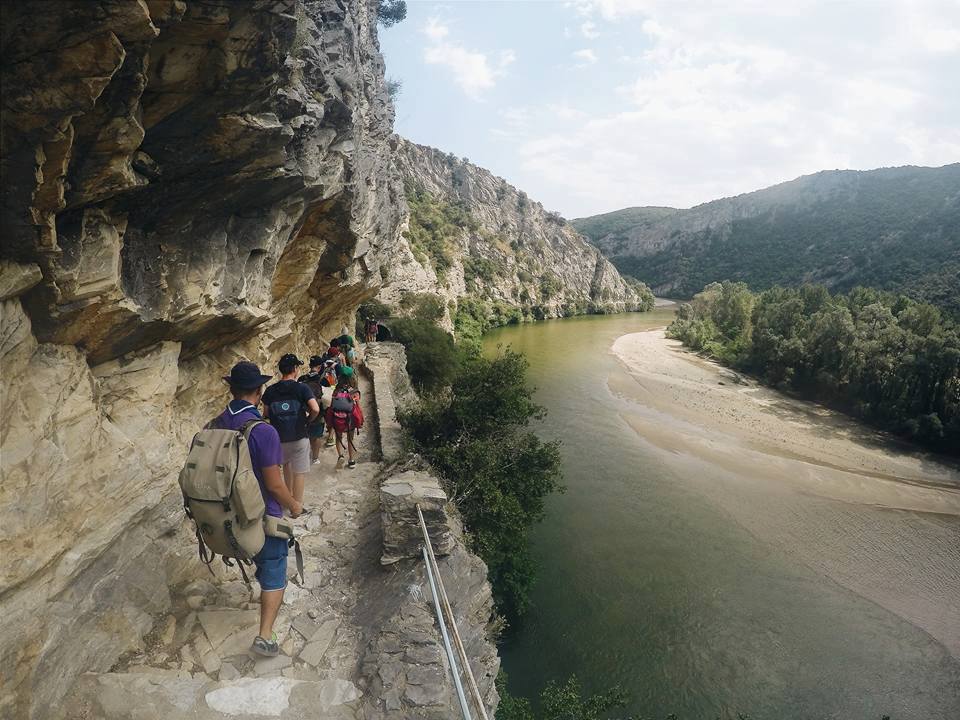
[573,164,960,315]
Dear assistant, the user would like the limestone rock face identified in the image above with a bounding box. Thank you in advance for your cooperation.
[378,139,651,327]
[0,2,403,718]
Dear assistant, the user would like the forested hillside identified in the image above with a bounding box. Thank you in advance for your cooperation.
[574,164,960,316]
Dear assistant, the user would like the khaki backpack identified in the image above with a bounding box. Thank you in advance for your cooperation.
[179,417,305,583]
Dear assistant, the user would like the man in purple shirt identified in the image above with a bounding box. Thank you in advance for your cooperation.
[217,361,304,657]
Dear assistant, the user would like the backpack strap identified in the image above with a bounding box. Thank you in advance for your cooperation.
[239,418,266,440]
[291,538,305,586]
[195,528,217,576]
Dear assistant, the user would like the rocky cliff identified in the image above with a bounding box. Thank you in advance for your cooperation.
[0,2,496,718]
[376,140,652,330]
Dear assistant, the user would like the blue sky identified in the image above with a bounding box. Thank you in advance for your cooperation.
[380,1,960,218]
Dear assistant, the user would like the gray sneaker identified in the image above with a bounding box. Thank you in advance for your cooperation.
[252,635,279,657]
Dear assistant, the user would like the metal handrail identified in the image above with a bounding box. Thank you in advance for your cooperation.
[422,544,472,720]
[417,504,491,720]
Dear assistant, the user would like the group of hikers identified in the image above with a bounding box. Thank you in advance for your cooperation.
[179,332,368,658]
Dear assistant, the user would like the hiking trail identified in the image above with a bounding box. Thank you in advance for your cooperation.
[64,366,499,719]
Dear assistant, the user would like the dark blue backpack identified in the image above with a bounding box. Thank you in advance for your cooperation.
[268,392,303,443]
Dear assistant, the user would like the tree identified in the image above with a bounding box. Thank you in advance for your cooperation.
[389,318,460,391]
[668,281,960,454]
[385,77,402,99]
[376,0,407,27]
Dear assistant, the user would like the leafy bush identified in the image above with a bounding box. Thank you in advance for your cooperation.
[385,77,402,99]
[399,292,445,322]
[463,255,498,284]
[404,186,480,277]
[388,318,459,391]
[496,672,629,720]
[624,275,656,311]
[539,275,561,300]
[400,350,563,624]
[376,0,406,26]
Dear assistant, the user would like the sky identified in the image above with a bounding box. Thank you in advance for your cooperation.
[378,0,960,218]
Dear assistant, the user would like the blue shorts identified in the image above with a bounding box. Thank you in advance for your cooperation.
[253,535,288,591]
[308,420,325,438]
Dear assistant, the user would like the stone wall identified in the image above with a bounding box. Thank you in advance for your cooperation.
[0,2,404,718]
[363,342,416,462]
[362,342,500,717]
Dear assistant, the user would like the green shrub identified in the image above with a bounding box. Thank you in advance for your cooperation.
[404,186,481,277]
[539,275,560,299]
[495,671,629,720]
[463,255,498,284]
[399,292,445,322]
[388,318,459,391]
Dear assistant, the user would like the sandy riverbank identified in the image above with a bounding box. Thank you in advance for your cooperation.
[611,329,960,657]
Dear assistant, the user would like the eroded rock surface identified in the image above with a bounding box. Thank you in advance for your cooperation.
[1,1,405,717]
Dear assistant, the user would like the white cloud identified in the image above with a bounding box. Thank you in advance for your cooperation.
[510,0,960,215]
[423,17,449,42]
[581,20,600,38]
[573,48,598,66]
[421,18,515,100]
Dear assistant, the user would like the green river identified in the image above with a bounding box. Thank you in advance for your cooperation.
[484,310,960,719]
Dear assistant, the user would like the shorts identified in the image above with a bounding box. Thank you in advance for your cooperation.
[280,438,310,473]
[253,535,288,591]
[308,420,325,438]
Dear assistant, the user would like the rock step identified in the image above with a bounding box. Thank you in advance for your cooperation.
[71,672,361,719]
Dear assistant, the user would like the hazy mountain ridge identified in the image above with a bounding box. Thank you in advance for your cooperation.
[573,164,960,315]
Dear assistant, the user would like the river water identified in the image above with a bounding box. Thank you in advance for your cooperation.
[485,310,960,720]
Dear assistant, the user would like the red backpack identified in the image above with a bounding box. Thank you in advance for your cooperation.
[330,388,363,431]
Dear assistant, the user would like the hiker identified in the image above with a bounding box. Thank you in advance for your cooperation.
[323,342,343,369]
[365,317,378,343]
[325,365,363,468]
[320,345,341,449]
[344,340,358,368]
[262,354,319,504]
[299,356,327,465]
[211,361,303,657]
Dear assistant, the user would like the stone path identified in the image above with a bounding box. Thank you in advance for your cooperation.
[67,374,393,719]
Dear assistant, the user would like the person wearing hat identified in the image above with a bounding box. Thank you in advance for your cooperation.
[262,354,320,506]
[211,361,303,657]
[299,355,328,465]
